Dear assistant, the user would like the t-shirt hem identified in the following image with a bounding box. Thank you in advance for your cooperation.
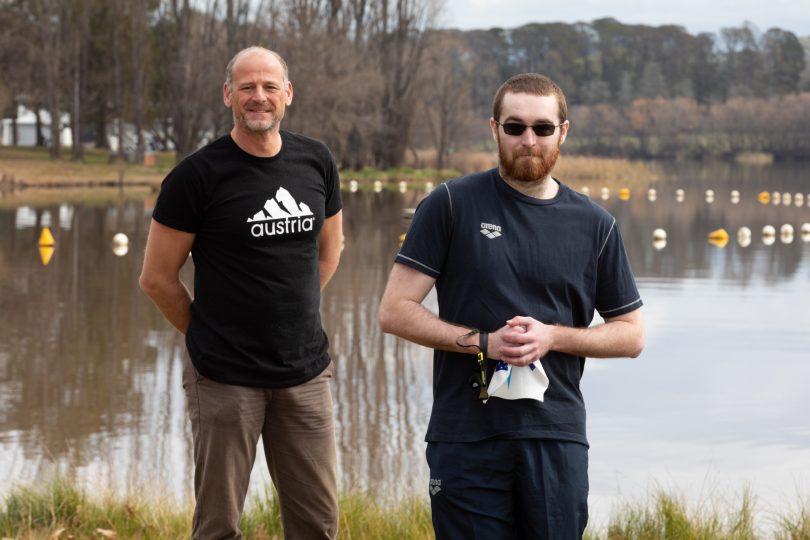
[191,353,331,389]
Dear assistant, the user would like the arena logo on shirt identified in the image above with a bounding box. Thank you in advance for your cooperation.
[247,187,315,237]
[480,222,502,239]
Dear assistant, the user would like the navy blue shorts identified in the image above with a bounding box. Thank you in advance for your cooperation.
[426,438,589,539]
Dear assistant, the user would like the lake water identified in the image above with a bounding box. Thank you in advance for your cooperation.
[1,160,809,532]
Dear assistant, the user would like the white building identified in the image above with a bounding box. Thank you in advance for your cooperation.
[0,105,72,147]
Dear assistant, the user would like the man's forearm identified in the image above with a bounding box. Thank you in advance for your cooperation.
[143,280,193,335]
[378,298,479,354]
[550,319,644,359]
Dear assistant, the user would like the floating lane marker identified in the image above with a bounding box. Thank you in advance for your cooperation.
[38,226,55,266]
[737,227,752,248]
[652,228,667,250]
[112,233,129,257]
[707,228,729,248]
[801,223,810,242]
[758,191,770,204]
[730,190,740,204]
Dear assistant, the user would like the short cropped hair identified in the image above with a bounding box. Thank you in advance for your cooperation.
[225,46,289,91]
[492,73,568,123]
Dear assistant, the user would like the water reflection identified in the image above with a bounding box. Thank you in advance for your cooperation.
[1,164,809,528]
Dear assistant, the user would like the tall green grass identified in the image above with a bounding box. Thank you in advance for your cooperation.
[1,480,808,539]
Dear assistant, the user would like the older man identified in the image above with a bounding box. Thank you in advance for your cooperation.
[140,47,342,539]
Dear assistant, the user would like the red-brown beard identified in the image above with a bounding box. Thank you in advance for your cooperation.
[497,134,561,184]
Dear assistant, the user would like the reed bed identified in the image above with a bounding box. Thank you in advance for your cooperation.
[2,480,808,539]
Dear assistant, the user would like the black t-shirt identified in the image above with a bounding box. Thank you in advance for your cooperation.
[152,132,342,388]
[396,169,642,445]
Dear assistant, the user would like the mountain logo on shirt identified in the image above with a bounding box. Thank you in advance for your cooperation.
[480,222,502,239]
[247,187,315,237]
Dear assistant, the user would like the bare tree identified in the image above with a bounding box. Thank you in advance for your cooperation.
[420,30,476,169]
[368,0,438,168]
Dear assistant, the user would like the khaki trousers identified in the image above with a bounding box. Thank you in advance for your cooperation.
[182,353,338,540]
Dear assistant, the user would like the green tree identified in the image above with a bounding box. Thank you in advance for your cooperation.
[761,28,806,95]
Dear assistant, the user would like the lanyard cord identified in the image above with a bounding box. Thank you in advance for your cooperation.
[457,329,490,387]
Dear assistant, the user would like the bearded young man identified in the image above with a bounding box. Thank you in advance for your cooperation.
[140,47,342,539]
[378,73,644,539]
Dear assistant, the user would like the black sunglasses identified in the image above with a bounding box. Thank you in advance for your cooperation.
[496,121,564,137]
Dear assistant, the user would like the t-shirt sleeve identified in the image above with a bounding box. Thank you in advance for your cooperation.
[151,158,206,234]
[394,184,452,279]
[323,149,342,218]
[595,219,643,318]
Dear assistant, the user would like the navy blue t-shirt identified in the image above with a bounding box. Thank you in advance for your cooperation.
[396,169,642,445]
[152,132,341,388]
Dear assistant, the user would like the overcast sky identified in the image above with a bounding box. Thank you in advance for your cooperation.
[440,0,810,37]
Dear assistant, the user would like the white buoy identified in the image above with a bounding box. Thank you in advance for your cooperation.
[780,224,794,236]
[398,181,407,193]
[675,188,685,203]
[783,193,792,206]
[795,193,804,207]
[373,180,383,193]
[652,228,667,241]
[705,189,715,203]
[112,233,129,257]
[647,188,657,202]
[730,190,740,204]
[425,181,434,192]
[652,238,666,250]
[737,227,752,248]
[772,191,781,205]
[600,187,610,200]
[581,186,590,196]
[762,225,776,237]
[801,223,810,242]
[349,179,359,192]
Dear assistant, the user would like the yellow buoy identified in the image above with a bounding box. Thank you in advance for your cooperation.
[38,226,55,246]
[707,228,729,248]
[39,245,55,266]
[757,191,770,204]
[619,188,630,200]
[398,233,406,245]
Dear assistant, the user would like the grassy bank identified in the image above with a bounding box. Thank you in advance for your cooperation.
[0,147,173,187]
[1,145,660,191]
[2,480,808,539]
